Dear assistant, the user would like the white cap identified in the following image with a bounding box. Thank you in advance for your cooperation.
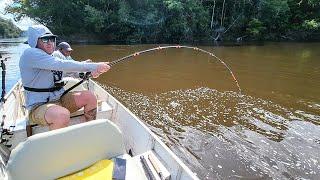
[27,25,57,48]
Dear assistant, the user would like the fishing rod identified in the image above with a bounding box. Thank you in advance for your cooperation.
[64,45,242,94]
[108,45,242,94]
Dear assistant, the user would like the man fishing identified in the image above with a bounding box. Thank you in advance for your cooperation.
[20,25,110,130]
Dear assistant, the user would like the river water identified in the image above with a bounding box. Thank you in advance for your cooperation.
[1,40,319,179]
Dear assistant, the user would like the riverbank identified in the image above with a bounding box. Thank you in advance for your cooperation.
[56,33,320,46]
[0,17,22,38]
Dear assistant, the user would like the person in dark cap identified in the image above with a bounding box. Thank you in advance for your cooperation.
[59,42,73,51]
[20,25,110,130]
[53,42,74,61]
[53,42,88,78]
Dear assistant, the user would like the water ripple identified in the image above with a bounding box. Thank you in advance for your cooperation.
[102,85,320,179]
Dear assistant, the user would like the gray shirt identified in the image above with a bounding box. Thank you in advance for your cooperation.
[20,47,98,110]
[52,50,80,78]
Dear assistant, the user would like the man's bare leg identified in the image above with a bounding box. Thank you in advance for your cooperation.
[45,105,70,130]
[73,90,98,122]
[84,107,97,121]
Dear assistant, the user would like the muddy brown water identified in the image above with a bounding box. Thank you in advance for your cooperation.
[2,40,320,179]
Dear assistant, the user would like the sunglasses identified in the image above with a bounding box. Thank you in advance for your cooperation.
[39,36,56,43]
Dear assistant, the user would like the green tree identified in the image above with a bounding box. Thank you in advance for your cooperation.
[303,19,320,30]
[84,5,106,33]
[162,0,209,43]
[259,0,290,39]
[5,0,320,42]
[0,17,21,38]
[246,18,266,39]
[6,0,88,35]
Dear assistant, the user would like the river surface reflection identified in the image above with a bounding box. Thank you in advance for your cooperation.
[1,41,319,179]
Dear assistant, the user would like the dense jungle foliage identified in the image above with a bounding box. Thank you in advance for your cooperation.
[0,17,21,38]
[6,0,320,43]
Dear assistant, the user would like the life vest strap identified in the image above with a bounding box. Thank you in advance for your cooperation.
[24,84,64,92]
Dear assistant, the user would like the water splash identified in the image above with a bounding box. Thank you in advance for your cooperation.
[101,85,320,179]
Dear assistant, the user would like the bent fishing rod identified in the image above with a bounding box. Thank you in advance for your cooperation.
[109,45,242,93]
[62,45,242,96]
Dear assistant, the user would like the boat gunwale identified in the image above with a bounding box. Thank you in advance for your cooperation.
[0,79,199,180]
[90,80,199,179]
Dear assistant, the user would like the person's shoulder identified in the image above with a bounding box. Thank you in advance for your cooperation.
[22,48,45,56]
[52,50,59,55]
[66,56,75,61]
[52,50,64,58]
[52,50,58,56]
[21,48,35,59]
[20,48,41,66]
[21,48,50,63]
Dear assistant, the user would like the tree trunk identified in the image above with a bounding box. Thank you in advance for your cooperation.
[221,0,226,26]
[210,0,216,29]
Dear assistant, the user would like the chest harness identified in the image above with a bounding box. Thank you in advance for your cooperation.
[23,70,65,92]
[23,72,90,95]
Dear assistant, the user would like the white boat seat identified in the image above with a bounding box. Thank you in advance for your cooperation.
[70,100,112,118]
[6,119,125,180]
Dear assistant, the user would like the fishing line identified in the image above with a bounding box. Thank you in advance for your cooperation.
[108,45,242,94]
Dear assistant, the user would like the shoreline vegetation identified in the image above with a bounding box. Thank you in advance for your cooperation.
[0,17,22,38]
[3,0,320,43]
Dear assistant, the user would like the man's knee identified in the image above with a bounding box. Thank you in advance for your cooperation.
[83,90,97,102]
[55,110,70,126]
[77,90,97,106]
[45,106,70,126]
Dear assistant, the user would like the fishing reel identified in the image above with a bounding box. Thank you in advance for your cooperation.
[79,72,92,80]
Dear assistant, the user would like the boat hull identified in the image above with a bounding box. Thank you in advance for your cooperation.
[0,79,199,180]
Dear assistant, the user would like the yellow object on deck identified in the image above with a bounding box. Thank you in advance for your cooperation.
[58,159,114,180]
